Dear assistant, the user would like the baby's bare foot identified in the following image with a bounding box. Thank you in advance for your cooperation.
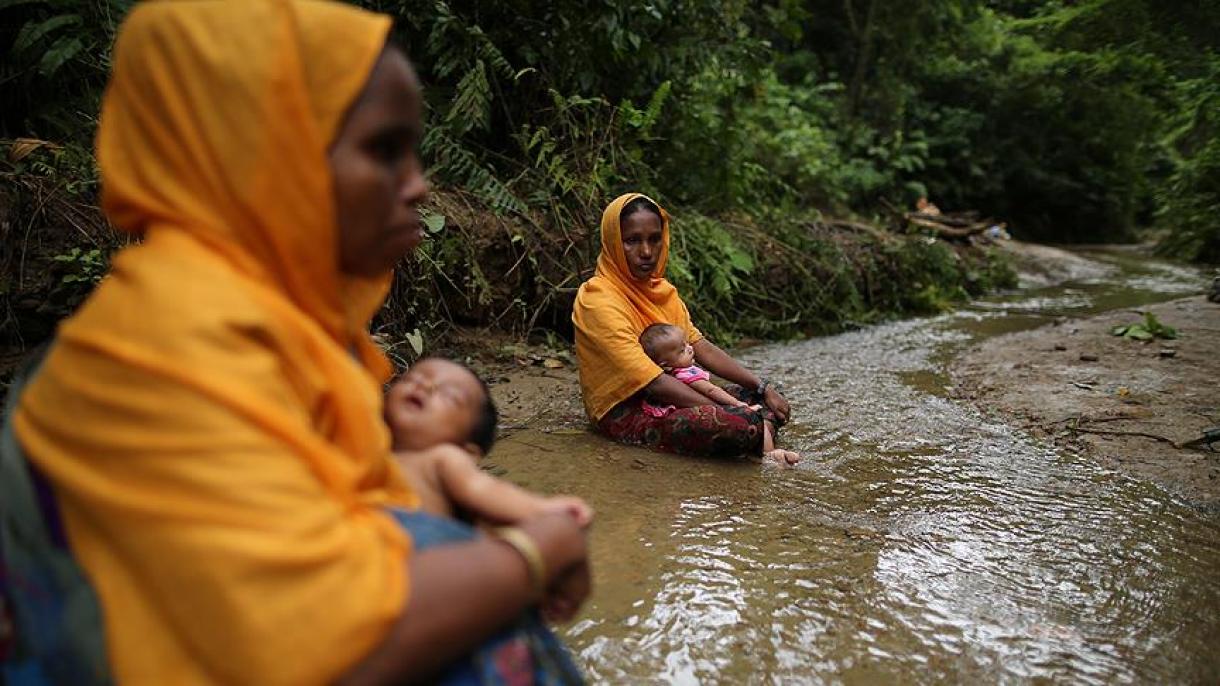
[764,449,801,466]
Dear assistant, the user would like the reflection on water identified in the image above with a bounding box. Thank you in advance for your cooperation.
[487,250,1219,683]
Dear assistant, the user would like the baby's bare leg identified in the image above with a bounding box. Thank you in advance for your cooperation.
[762,419,801,465]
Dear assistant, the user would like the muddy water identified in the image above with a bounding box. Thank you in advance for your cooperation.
[488,250,1220,684]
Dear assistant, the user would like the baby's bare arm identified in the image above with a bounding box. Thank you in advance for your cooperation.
[435,449,559,525]
[689,379,747,406]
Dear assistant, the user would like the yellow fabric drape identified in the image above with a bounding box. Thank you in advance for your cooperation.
[572,193,703,421]
[14,2,417,683]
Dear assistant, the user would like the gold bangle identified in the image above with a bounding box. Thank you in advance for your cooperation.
[493,526,546,598]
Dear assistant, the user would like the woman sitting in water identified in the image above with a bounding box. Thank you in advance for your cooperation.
[637,323,799,464]
[1,2,589,684]
[572,193,797,462]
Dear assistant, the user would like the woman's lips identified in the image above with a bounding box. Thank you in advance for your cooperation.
[391,219,423,251]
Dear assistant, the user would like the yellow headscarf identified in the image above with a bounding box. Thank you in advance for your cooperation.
[572,193,703,421]
[14,2,417,683]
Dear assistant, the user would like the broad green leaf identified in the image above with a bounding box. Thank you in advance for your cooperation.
[0,0,48,10]
[39,35,83,76]
[726,249,754,272]
[405,329,425,356]
[421,211,446,235]
[13,14,81,54]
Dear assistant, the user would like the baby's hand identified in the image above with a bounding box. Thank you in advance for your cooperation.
[541,496,594,528]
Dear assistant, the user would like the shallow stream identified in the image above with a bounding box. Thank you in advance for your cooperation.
[488,249,1219,684]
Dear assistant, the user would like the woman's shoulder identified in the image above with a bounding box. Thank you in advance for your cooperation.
[574,274,610,297]
[60,238,296,364]
[574,276,629,312]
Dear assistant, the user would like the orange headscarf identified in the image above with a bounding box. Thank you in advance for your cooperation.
[572,193,703,421]
[14,2,417,683]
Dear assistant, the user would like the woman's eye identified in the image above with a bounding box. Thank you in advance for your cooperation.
[369,134,407,164]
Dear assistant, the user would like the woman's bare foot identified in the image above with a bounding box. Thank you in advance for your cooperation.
[764,448,801,466]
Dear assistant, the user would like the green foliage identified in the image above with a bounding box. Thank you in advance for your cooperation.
[1,0,132,140]
[1155,54,1220,263]
[51,246,106,285]
[4,0,1218,359]
[667,215,757,303]
[1111,312,1178,341]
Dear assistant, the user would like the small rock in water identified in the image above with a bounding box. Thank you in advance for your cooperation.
[1159,348,1177,358]
[1080,353,1099,362]
[1054,344,1068,351]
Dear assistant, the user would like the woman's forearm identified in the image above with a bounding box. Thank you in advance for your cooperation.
[339,515,587,685]
[337,540,534,685]
[645,372,717,407]
[693,339,760,390]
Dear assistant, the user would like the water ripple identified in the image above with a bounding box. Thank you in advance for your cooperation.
[494,252,1219,683]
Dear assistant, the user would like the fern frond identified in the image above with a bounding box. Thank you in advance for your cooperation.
[423,128,528,215]
[446,59,491,134]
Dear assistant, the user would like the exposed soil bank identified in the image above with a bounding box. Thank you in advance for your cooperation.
[952,295,1220,507]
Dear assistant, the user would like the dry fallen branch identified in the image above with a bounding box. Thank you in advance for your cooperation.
[905,214,990,239]
[1068,427,1179,446]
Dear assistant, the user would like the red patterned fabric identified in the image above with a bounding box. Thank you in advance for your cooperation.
[596,385,781,457]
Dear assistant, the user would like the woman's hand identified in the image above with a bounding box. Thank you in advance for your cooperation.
[541,559,591,623]
[763,386,790,423]
[693,339,792,422]
[341,512,590,686]
[518,511,591,614]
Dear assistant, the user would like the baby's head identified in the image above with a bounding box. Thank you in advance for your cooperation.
[639,323,694,371]
[384,357,498,455]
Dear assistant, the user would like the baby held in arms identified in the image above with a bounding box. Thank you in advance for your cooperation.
[383,357,593,544]
[639,323,800,465]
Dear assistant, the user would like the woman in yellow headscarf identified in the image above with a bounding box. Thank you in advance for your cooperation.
[572,194,794,458]
[1,1,588,684]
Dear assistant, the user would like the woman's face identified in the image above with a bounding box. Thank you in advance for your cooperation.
[620,209,664,281]
[330,47,428,277]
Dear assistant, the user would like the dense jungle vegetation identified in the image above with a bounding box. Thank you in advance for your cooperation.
[1,0,1217,360]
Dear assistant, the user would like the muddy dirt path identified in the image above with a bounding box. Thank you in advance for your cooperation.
[482,244,1219,683]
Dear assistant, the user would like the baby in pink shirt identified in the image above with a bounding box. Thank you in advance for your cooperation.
[638,323,799,464]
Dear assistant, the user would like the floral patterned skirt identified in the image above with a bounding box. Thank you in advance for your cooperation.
[596,385,782,458]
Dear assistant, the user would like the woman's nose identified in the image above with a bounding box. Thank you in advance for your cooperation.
[399,159,429,206]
